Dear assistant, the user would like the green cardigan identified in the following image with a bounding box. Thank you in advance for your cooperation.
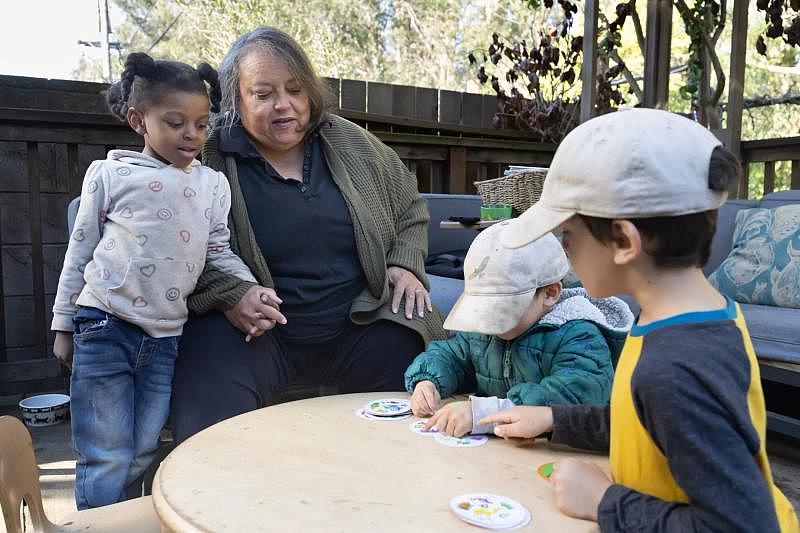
[188,114,447,345]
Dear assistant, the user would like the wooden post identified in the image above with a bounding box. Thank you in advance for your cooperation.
[27,142,47,360]
[580,0,599,123]
[764,161,775,196]
[726,0,749,197]
[643,0,672,108]
[448,147,468,194]
[792,160,800,190]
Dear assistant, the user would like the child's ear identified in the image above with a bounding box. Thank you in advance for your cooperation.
[610,220,642,265]
[126,107,147,136]
[542,281,562,306]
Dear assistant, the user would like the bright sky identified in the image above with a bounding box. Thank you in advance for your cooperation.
[0,0,119,80]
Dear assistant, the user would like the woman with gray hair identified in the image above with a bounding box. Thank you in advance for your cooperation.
[169,27,446,443]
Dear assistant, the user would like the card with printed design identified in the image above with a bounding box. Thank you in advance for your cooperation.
[364,398,412,417]
[449,493,530,530]
[434,433,488,447]
[408,419,439,435]
[537,462,554,482]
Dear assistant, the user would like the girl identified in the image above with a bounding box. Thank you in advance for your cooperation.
[51,52,277,509]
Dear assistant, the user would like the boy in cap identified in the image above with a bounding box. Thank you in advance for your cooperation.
[404,221,633,437]
[480,108,799,532]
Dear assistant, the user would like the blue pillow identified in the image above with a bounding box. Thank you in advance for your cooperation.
[709,205,800,308]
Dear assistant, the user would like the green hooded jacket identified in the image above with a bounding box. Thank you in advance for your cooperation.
[404,288,633,406]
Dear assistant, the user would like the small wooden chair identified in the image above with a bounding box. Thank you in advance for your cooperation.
[0,416,161,533]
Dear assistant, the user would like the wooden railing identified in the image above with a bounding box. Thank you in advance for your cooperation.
[0,74,555,400]
[740,136,800,199]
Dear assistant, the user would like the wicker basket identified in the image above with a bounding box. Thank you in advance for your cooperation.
[474,167,548,216]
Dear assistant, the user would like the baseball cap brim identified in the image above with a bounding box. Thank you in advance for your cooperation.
[443,290,536,336]
[501,203,575,249]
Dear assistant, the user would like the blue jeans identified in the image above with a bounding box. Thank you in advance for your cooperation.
[70,306,178,510]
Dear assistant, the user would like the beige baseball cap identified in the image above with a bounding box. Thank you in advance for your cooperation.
[443,221,569,335]
[503,108,726,248]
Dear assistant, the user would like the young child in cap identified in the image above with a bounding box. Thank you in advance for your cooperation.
[404,221,633,437]
[479,108,799,532]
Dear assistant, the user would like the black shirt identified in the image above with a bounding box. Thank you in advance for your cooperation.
[218,124,366,344]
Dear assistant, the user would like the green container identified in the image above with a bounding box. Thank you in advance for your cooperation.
[481,204,513,220]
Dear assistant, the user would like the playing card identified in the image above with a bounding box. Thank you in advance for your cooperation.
[537,462,554,482]
[364,398,412,417]
[355,407,411,421]
[434,433,488,447]
[408,419,439,436]
[450,493,529,530]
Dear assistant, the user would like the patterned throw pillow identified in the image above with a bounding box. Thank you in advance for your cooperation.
[709,205,800,308]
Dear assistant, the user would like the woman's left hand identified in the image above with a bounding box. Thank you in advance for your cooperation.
[387,266,432,319]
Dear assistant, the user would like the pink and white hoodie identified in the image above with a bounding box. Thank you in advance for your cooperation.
[52,150,256,338]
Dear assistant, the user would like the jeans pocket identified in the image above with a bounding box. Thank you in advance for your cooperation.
[73,308,112,339]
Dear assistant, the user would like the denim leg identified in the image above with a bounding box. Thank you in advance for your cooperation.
[126,334,179,492]
[70,307,138,510]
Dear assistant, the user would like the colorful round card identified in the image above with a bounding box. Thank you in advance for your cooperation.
[434,433,488,447]
[537,462,554,481]
[408,419,439,436]
[364,398,412,417]
[450,493,530,530]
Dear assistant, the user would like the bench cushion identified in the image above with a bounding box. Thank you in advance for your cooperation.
[740,303,800,365]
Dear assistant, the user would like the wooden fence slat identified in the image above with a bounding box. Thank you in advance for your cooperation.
[340,79,366,112]
[461,93,483,127]
[27,143,46,361]
[392,85,416,119]
[322,77,341,108]
[367,82,394,116]
[792,160,800,190]
[415,88,438,122]
[448,147,467,194]
[480,95,498,128]
[764,161,776,195]
[439,90,462,124]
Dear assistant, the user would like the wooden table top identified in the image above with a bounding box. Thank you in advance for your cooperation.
[152,392,604,532]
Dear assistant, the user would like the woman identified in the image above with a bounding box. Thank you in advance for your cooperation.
[170,27,446,443]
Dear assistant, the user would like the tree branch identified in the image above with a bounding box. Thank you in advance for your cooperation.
[630,5,646,56]
[609,49,644,101]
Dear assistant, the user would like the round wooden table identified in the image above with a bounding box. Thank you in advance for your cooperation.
[152,392,605,532]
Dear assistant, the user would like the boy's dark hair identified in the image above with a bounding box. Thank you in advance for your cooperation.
[579,146,742,268]
[106,52,221,120]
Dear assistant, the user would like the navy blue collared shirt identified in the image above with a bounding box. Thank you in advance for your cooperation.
[219,124,366,344]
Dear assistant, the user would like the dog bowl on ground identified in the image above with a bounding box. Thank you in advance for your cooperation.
[19,394,70,427]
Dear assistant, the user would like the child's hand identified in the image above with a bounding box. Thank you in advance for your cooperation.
[53,331,74,369]
[551,459,612,521]
[411,381,441,417]
[478,406,554,443]
[425,401,472,437]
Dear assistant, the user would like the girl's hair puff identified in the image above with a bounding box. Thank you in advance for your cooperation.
[106,52,222,120]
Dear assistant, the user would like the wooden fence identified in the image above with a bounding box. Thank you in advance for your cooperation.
[0,74,556,401]
[740,137,800,198]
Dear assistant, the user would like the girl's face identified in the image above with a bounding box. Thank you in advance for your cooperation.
[237,51,311,159]
[559,216,620,298]
[128,90,210,169]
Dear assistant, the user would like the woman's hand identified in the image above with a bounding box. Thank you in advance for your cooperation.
[426,400,473,437]
[387,266,432,319]
[224,285,287,342]
[53,331,74,369]
[551,459,612,521]
[478,406,554,444]
[411,380,441,417]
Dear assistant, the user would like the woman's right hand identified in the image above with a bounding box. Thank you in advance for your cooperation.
[224,285,287,342]
[53,331,74,369]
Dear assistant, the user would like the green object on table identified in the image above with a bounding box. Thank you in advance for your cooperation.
[481,204,513,221]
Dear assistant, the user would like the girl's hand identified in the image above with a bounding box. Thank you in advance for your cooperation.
[224,285,286,342]
[425,401,472,437]
[411,380,441,417]
[478,406,554,443]
[387,266,432,319]
[551,459,612,521]
[53,331,74,369]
